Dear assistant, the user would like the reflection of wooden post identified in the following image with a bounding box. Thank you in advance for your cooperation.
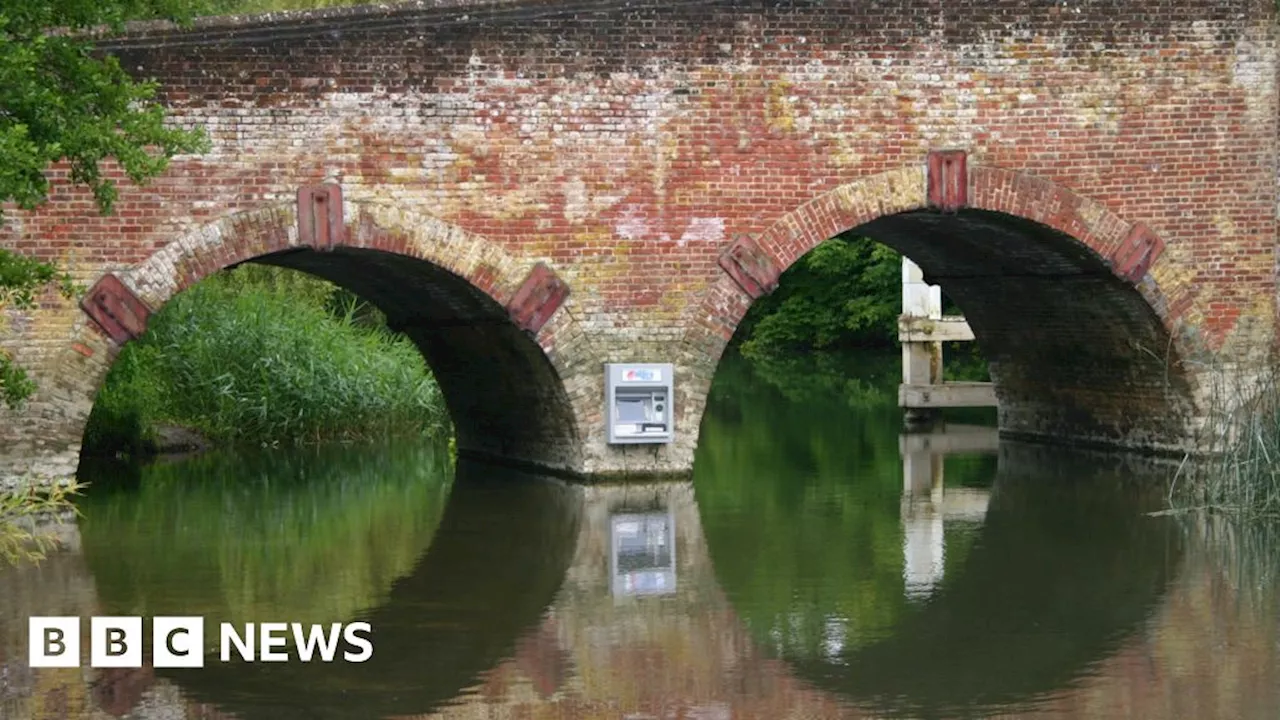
[899,425,997,600]
[900,429,945,599]
[898,258,996,428]
[902,446,944,498]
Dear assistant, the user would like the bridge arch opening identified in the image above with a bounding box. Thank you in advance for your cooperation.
[68,200,585,475]
[691,165,1199,454]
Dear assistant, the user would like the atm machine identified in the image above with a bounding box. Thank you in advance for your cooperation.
[605,363,674,444]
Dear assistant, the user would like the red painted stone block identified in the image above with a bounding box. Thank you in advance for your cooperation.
[928,150,968,212]
[81,274,151,344]
[1111,223,1165,283]
[297,184,345,250]
[506,262,569,335]
[718,235,781,299]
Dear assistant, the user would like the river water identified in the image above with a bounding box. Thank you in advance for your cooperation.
[2,351,1279,719]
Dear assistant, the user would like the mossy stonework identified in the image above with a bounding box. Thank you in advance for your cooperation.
[1,0,1277,481]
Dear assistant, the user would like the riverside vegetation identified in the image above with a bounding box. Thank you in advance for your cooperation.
[1169,369,1280,520]
[82,263,450,457]
[733,232,989,382]
[1,262,447,564]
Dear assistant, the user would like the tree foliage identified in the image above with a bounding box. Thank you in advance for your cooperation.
[737,234,902,357]
[0,0,212,408]
[0,0,211,219]
[734,234,990,381]
[0,245,79,408]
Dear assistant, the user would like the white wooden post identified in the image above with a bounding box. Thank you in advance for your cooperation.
[899,257,996,420]
[901,258,942,426]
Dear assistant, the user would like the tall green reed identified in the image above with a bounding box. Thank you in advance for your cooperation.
[83,264,449,454]
[1170,363,1280,519]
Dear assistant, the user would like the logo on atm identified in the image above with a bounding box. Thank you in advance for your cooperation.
[622,368,661,382]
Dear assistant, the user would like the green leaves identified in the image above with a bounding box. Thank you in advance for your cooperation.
[0,247,79,409]
[738,234,903,358]
[0,0,210,221]
[0,247,76,308]
[0,480,82,566]
[0,0,215,408]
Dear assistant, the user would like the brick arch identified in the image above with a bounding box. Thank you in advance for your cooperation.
[65,191,593,475]
[683,159,1199,454]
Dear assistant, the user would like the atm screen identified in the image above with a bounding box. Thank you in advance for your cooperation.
[616,398,647,423]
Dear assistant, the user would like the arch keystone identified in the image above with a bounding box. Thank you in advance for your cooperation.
[718,234,781,299]
[927,150,968,212]
[297,183,345,250]
[81,273,152,344]
[506,262,570,335]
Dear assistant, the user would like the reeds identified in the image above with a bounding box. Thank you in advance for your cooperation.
[83,264,449,454]
[1170,363,1280,519]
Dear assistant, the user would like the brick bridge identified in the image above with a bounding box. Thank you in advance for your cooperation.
[0,0,1276,480]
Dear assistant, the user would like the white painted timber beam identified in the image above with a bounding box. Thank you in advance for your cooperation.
[898,315,976,343]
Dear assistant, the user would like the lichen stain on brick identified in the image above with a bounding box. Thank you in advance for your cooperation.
[764,80,798,133]
[843,167,928,219]
[1072,198,1110,242]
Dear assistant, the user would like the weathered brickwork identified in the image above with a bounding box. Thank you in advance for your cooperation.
[0,0,1276,479]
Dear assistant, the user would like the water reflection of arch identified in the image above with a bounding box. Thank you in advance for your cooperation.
[151,459,581,720]
[701,428,1183,718]
[797,444,1182,717]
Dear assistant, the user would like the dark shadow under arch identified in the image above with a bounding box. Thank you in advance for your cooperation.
[69,200,589,475]
[859,207,1195,452]
[687,163,1200,456]
[250,245,581,472]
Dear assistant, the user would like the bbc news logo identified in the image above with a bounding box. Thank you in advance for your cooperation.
[29,617,373,668]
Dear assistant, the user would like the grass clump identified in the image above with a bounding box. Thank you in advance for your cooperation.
[83,264,449,455]
[1170,366,1280,520]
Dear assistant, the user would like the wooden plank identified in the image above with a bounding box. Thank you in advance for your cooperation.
[899,382,997,409]
[899,315,976,343]
[901,258,940,318]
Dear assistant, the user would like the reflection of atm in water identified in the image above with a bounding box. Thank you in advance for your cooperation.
[605,363,674,444]
[610,511,677,597]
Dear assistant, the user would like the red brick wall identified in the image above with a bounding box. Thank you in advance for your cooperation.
[0,0,1275,477]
